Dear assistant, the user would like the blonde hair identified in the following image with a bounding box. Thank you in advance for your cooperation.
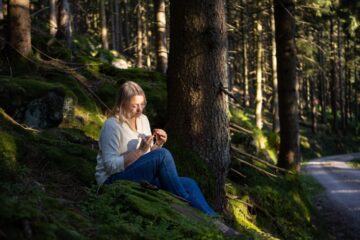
[112,81,146,128]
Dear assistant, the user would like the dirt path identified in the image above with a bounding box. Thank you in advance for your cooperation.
[304,153,360,240]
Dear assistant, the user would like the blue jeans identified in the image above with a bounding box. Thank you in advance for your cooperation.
[105,148,217,217]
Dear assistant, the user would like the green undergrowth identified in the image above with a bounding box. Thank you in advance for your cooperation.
[228,107,330,239]
[300,127,360,161]
[227,167,327,240]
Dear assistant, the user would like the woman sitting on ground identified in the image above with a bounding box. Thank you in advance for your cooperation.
[95,81,217,216]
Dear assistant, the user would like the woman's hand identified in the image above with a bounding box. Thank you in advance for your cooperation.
[139,135,154,153]
[153,129,167,147]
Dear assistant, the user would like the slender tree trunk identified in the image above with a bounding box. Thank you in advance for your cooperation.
[0,0,3,20]
[167,0,230,212]
[317,30,326,124]
[330,17,338,132]
[154,0,167,74]
[115,0,123,52]
[57,0,72,48]
[337,18,345,132]
[110,0,117,50]
[310,77,317,133]
[271,2,279,133]
[49,0,57,36]
[8,0,32,56]
[143,0,151,68]
[274,0,300,172]
[114,0,120,51]
[100,0,109,49]
[122,0,130,54]
[136,0,143,67]
[255,19,263,129]
[241,0,250,107]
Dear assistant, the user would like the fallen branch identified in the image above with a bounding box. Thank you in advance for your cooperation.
[231,145,291,174]
[230,168,247,178]
[232,155,278,178]
[219,86,245,110]
[229,123,252,135]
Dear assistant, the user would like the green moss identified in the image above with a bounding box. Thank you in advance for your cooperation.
[0,131,17,171]
[86,181,224,240]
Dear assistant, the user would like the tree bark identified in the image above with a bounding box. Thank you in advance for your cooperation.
[8,0,32,57]
[274,0,300,172]
[167,0,230,212]
[154,0,167,74]
[100,0,109,49]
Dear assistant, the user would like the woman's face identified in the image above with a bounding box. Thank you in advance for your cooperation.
[125,95,145,119]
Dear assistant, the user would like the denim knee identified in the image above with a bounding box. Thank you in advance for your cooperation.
[154,148,172,160]
[181,177,198,187]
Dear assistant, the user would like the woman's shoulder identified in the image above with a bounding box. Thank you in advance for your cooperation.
[102,116,122,129]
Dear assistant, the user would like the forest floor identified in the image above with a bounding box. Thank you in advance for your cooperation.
[304,153,360,240]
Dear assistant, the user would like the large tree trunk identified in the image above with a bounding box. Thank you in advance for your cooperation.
[8,0,31,57]
[154,0,167,74]
[167,0,230,212]
[274,0,300,172]
[100,0,109,50]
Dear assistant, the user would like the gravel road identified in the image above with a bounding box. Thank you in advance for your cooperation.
[304,153,360,240]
